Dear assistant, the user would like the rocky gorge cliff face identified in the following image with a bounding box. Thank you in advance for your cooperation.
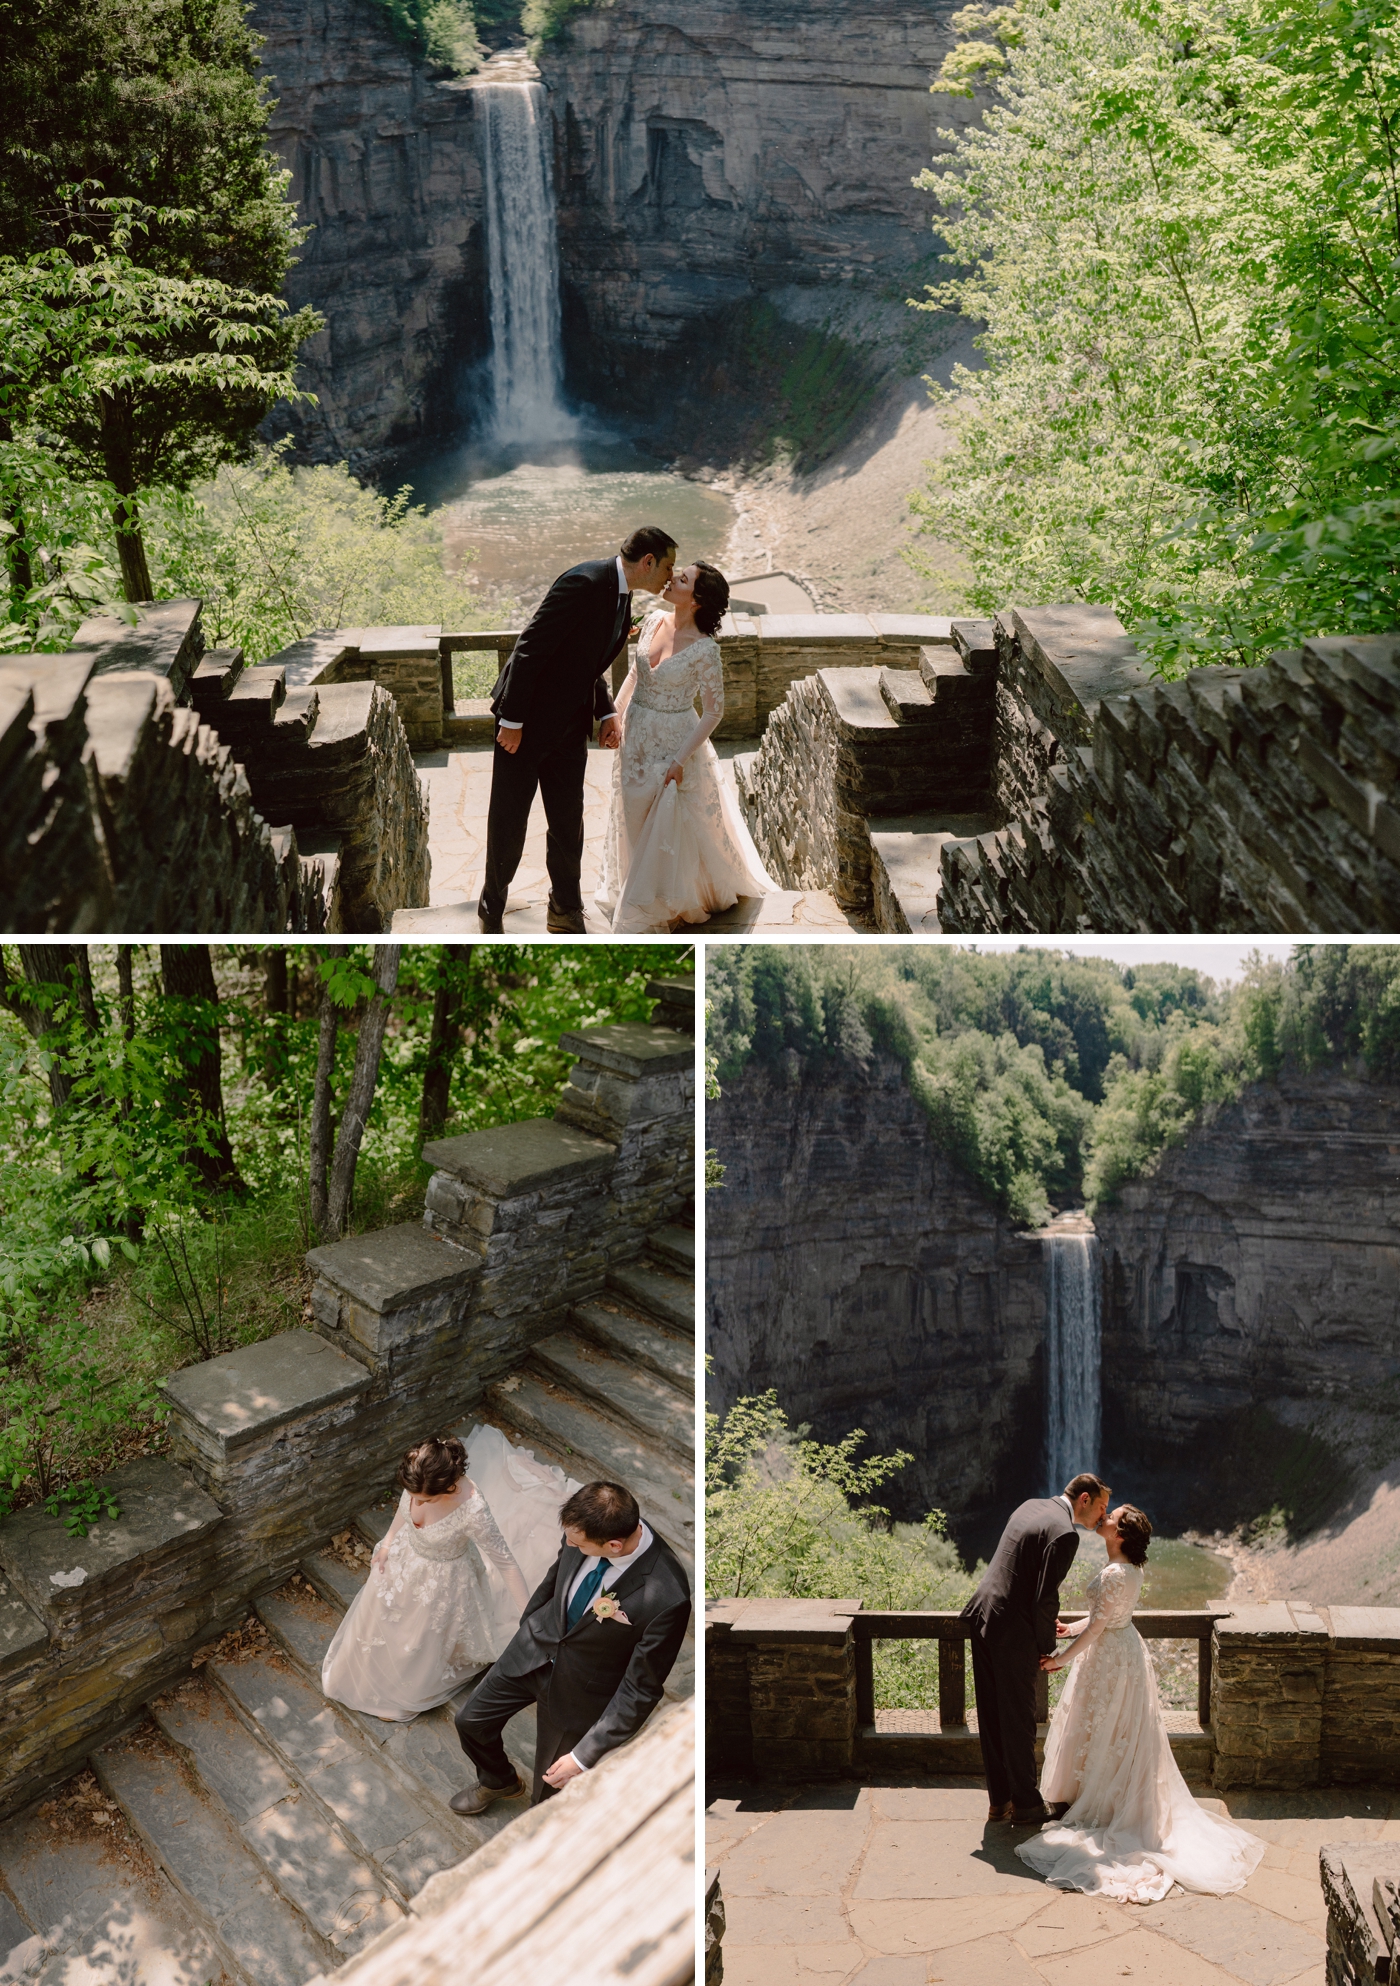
[706,1053,1048,1551]
[1094,1073,1400,1535]
[251,0,490,470]
[250,0,971,470]
[538,0,972,432]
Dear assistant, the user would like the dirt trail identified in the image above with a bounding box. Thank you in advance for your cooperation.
[1198,1462,1400,1612]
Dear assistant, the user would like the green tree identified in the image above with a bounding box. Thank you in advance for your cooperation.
[0,216,317,604]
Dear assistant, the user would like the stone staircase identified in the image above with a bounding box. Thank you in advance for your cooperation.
[733,618,1003,927]
[0,1225,693,1986]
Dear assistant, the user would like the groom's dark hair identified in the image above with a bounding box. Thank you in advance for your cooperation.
[620,525,677,564]
[1064,1472,1111,1503]
[561,1481,641,1543]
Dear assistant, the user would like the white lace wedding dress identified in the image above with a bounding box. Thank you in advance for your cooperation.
[595,610,776,932]
[1015,1561,1264,1902]
[321,1424,581,1721]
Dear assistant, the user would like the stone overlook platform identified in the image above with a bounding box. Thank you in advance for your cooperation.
[0,980,695,1984]
[708,1594,1400,1985]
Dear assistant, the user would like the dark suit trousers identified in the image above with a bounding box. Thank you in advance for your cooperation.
[970,1631,1040,1809]
[455,1663,572,1806]
[479,716,589,919]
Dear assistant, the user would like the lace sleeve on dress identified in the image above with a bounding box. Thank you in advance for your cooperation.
[1061,1563,1135,1665]
[673,637,725,763]
[614,656,638,718]
[465,1493,523,1573]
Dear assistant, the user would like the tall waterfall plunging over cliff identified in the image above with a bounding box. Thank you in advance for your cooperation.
[477,72,574,446]
[1043,1229,1101,1495]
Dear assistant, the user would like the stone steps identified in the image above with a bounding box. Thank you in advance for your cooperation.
[606,1258,694,1338]
[529,1328,692,1463]
[0,1779,229,1986]
[869,809,1002,933]
[570,1298,693,1394]
[0,1220,694,1986]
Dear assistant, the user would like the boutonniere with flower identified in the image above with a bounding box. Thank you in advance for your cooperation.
[591,1592,631,1625]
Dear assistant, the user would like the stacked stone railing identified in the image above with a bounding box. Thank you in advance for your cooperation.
[0,982,693,1825]
[706,1595,1400,1791]
[1,599,434,933]
[721,600,1400,930]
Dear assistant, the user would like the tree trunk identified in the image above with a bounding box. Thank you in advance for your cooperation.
[325,945,401,1240]
[98,391,153,603]
[308,983,338,1238]
[263,947,288,1087]
[3,945,97,1111]
[116,946,135,1046]
[418,944,473,1147]
[158,945,244,1194]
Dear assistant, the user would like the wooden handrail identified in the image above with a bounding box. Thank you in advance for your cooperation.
[852,1608,1224,1732]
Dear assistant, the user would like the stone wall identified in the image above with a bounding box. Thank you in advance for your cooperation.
[3,602,437,934]
[0,647,331,934]
[706,1053,1046,1544]
[1093,1073,1400,1530]
[0,1007,693,1824]
[938,607,1400,933]
[731,622,996,913]
[709,1596,1400,1793]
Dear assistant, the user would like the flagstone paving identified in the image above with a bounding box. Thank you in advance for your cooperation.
[391,743,858,933]
[707,1774,1400,1985]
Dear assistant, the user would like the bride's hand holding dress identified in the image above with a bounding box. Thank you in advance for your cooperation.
[595,600,775,932]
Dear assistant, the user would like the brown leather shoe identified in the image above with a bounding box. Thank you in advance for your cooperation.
[545,897,587,934]
[987,1800,1014,1824]
[1010,1802,1053,1826]
[449,1772,527,1816]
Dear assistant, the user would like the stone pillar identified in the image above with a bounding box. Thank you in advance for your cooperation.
[704,1598,754,1777]
[646,972,696,1034]
[421,1116,619,1313]
[554,1021,696,1242]
[1322,1607,1400,1783]
[1320,1846,1399,1986]
[729,1598,860,1779]
[1212,1602,1329,1789]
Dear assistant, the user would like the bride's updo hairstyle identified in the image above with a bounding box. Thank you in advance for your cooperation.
[691,561,730,637]
[1115,1504,1152,1566]
[398,1435,467,1497]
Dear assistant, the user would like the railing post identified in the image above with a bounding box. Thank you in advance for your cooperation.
[438,638,455,716]
[1199,1633,1212,1728]
[855,1633,874,1727]
[938,1636,966,1728]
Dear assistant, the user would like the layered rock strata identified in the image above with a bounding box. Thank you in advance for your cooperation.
[251,0,490,470]
[537,0,973,403]
[706,1052,1046,1540]
[1094,1072,1400,1521]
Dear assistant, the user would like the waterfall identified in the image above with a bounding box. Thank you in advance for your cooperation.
[477,78,574,445]
[1043,1231,1101,1496]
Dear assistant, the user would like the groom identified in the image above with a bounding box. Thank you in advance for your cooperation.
[477,525,678,934]
[451,1479,691,1810]
[962,1471,1110,1825]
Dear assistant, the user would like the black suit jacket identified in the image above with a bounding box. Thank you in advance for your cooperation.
[491,557,629,739]
[496,1529,691,1769]
[961,1497,1079,1658]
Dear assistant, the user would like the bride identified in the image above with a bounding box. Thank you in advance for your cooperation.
[1015,1503,1264,1902]
[594,560,775,932]
[321,1425,580,1721]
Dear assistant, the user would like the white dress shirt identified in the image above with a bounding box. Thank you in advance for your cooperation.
[497,559,630,733]
[562,1520,653,1771]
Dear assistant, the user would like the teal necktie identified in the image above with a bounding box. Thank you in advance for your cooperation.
[567,1562,606,1630]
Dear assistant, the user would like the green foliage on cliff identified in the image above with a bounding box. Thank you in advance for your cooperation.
[910,0,1400,672]
[706,1389,975,1605]
[369,0,483,71]
[708,944,1400,1216]
[521,0,601,48]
